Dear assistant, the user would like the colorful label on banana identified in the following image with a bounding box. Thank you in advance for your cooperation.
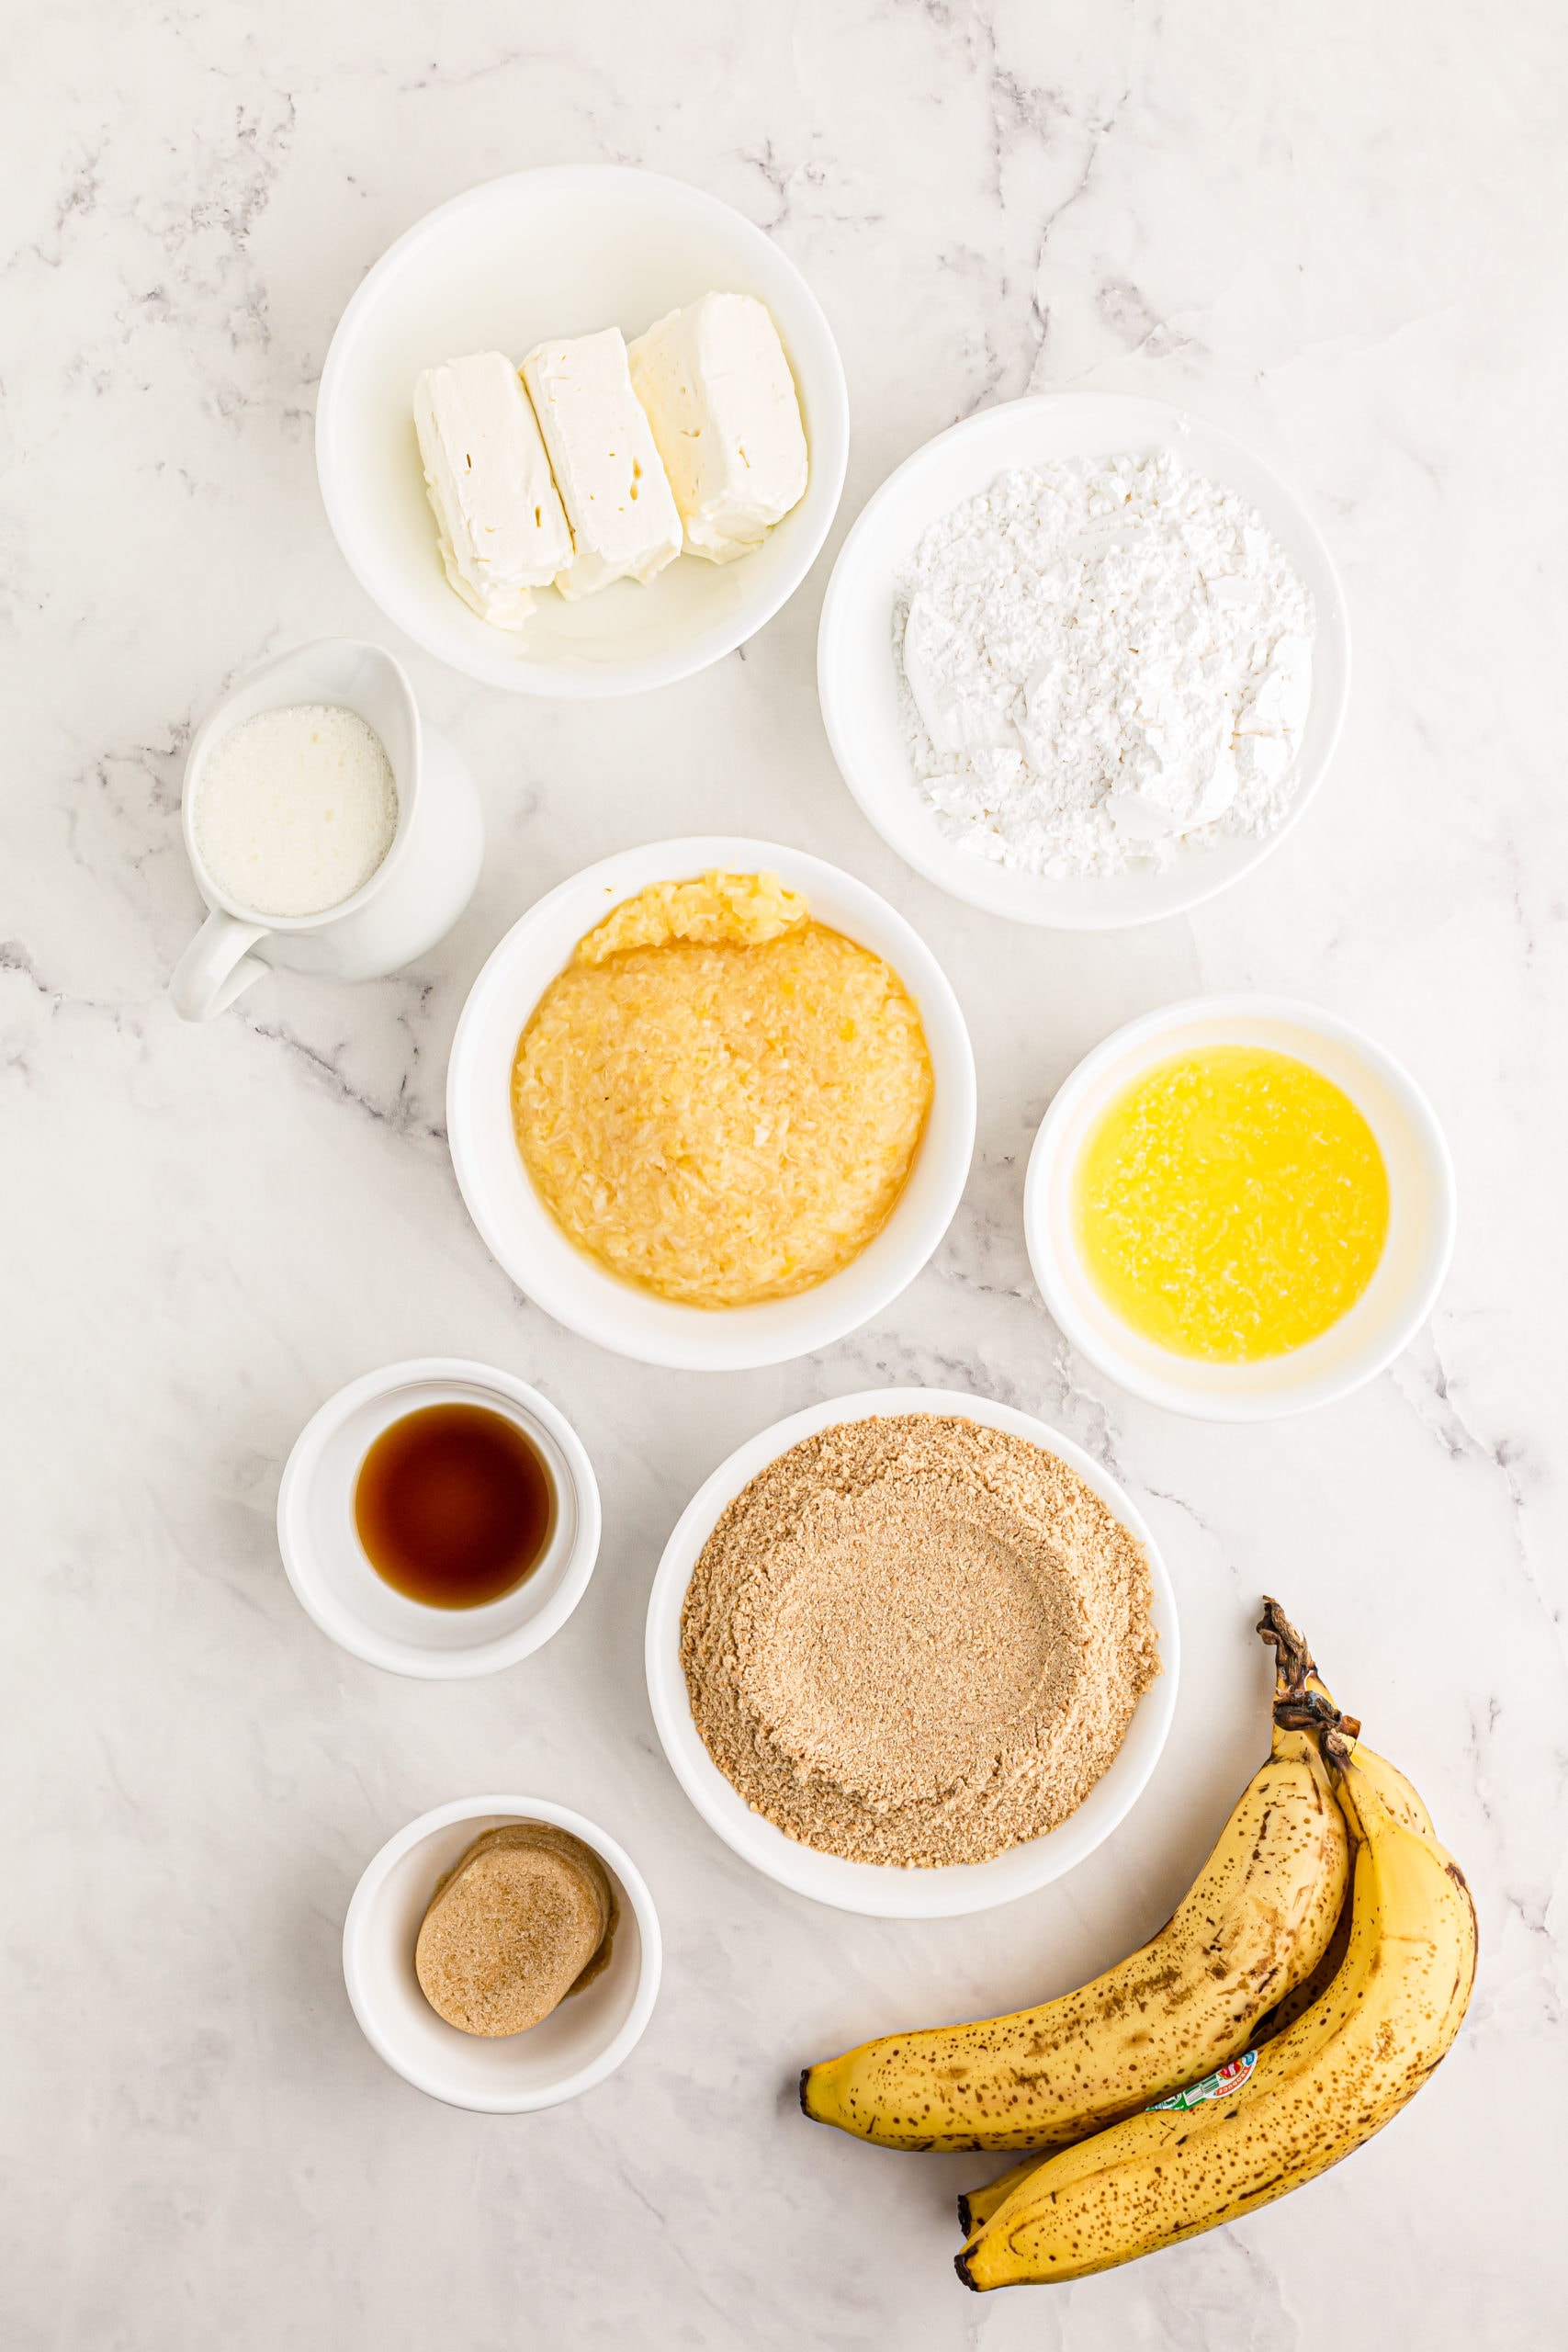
[1148,2051,1258,2112]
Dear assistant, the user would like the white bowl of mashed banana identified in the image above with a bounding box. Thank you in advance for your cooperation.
[317,167,848,697]
[446,839,976,1371]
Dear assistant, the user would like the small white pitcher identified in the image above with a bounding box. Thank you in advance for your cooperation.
[169,639,484,1021]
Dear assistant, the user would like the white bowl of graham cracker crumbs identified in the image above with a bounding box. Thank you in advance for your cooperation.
[645,1389,1179,1917]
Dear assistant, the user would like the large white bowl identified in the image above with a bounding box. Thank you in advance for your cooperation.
[644,1388,1179,1917]
[818,392,1351,928]
[1024,997,1457,1420]
[446,840,976,1372]
[317,167,849,698]
[343,1796,660,2112]
[276,1359,601,1678]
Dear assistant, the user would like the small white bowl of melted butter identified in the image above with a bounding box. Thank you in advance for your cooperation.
[317,166,848,697]
[1024,996,1456,1419]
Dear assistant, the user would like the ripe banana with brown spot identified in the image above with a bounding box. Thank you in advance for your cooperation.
[799,1713,1348,2154]
[953,1607,1439,2231]
[956,1735,1438,2237]
[1252,1737,1435,2041]
[956,1752,1477,2290]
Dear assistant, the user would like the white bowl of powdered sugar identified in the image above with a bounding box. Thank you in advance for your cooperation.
[818,394,1350,929]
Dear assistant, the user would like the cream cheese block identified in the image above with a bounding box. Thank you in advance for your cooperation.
[412,352,572,629]
[520,328,682,600]
[628,292,808,564]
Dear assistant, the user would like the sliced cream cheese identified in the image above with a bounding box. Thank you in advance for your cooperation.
[520,329,682,599]
[412,352,572,629]
[627,293,808,564]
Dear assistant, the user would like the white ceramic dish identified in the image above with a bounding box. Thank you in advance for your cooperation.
[818,392,1351,929]
[276,1359,601,1677]
[644,1387,1179,1917]
[317,166,849,698]
[343,1796,660,2113]
[169,639,483,1020]
[1024,997,1457,1420]
[446,839,976,1372]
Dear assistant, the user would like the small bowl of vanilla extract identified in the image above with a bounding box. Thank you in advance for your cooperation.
[277,1360,601,1677]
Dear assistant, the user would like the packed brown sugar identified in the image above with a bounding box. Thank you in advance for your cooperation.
[511,872,933,1309]
[414,1823,616,2038]
[680,1415,1160,1868]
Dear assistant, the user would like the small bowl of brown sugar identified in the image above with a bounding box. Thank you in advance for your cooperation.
[342,1796,660,2110]
[646,1390,1178,1918]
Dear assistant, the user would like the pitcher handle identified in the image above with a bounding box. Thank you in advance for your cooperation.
[170,908,270,1022]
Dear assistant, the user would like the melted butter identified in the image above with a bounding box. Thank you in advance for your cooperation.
[1072,1045,1390,1362]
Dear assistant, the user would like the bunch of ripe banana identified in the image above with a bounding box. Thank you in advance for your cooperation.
[799,1600,1476,2290]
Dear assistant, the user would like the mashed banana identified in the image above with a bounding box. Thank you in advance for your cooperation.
[512,873,934,1309]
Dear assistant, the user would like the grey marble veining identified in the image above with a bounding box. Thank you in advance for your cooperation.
[3,3,1565,2346]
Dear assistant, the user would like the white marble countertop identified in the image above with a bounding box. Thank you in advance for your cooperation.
[5,5,1565,2346]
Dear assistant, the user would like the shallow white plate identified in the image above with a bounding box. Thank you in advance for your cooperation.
[645,1388,1179,1917]
[446,840,976,1372]
[343,1796,660,2112]
[276,1359,600,1677]
[818,392,1351,928]
[317,166,848,697]
[1024,997,1457,1419]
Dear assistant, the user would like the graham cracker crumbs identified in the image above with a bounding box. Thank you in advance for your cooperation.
[680,1415,1160,1868]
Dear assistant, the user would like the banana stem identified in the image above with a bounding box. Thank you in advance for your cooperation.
[1257,1598,1359,1765]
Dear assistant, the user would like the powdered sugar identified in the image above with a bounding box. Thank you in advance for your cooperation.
[894,450,1316,877]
